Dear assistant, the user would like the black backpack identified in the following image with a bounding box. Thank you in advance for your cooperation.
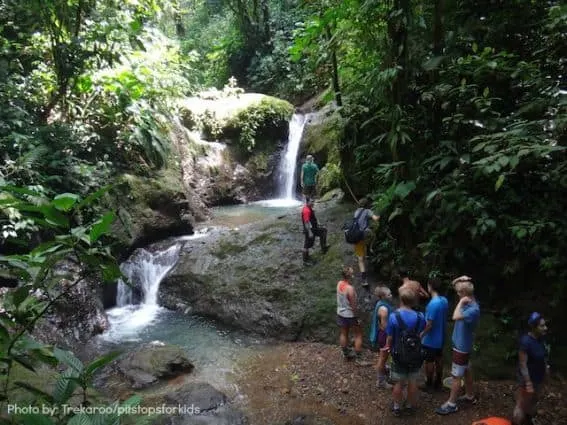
[343,209,365,244]
[392,311,424,368]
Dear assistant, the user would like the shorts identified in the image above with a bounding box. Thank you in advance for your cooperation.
[303,185,316,198]
[337,315,359,328]
[391,362,421,382]
[422,345,443,362]
[354,240,366,257]
[451,349,471,378]
[377,329,388,350]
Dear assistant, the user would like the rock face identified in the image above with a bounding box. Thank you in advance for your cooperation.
[114,343,194,389]
[32,260,109,350]
[160,196,374,343]
[177,93,294,205]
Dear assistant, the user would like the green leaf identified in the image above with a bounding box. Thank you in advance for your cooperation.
[483,87,489,97]
[53,347,84,373]
[13,355,36,372]
[495,174,505,191]
[16,414,55,425]
[41,206,69,228]
[77,185,112,209]
[66,414,93,425]
[425,189,441,205]
[52,193,80,212]
[393,181,416,199]
[85,351,121,376]
[472,42,478,53]
[13,381,55,403]
[388,207,403,222]
[53,369,79,403]
[89,212,116,243]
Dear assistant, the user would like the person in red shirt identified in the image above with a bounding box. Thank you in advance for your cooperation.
[302,197,329,264]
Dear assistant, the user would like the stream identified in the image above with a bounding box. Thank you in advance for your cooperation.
[95,113,307,394]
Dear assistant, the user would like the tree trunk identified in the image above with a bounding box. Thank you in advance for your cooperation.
[325,25,342,107]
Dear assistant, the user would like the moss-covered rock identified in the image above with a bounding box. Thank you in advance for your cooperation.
[301,105,346,197]
[159,198,367,343]
[177,94,294,206]
[108,169,196,256]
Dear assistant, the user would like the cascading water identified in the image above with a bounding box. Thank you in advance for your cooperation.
[102,244,182,341]
[277,113,307,200]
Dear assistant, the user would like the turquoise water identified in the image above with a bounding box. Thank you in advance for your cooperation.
[209,198,302,227]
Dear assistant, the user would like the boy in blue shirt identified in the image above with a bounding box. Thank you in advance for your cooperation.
[436,276,480,415]
[420,278,448,391]
[386,286,425,417]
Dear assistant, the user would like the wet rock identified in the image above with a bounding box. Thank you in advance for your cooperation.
[164,382,226,412]
[160,197,374,343]
[116,343,193,389]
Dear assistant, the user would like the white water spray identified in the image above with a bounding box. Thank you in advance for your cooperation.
[277,113,307,200]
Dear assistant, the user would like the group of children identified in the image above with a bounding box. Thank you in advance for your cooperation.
[335,269,550,424]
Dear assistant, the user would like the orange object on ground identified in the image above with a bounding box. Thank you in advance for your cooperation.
[472,418,511,425]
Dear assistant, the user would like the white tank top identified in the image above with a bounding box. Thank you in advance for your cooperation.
[336,280,354,317]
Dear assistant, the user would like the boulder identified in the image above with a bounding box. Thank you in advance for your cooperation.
[32,260,109,351]
[115,343,194,389]
[177,94,294,205]
[160,196,373,343]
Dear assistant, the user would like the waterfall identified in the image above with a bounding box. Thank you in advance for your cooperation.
[277,113,307,199]
[116,244,181,307]
[102,244,182,341]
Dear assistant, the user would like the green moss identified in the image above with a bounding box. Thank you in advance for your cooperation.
[302,112,345,159]
[225,97,294,155]
[250,232,274,245]
[211,240,248,259]
[246,152,269,173]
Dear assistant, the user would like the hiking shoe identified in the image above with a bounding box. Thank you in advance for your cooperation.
[392,406,402,417]
[404,406,417,416]
[457,394,478,404]
[377,381,393,389]
[435,403,458,415]
[342,348,356,360]
[361,280,369,288]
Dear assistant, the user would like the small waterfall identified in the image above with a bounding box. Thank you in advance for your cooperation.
[103,244,182,341]
[277,114,307,199]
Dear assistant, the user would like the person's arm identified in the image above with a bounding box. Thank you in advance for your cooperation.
[347,286,358,318]
[452,297,471,321]
[385,315,395,351]
[420,320,433,340]
[378,306,388,330]
[302,208,313,238]
[300,166,304,187]
[518,348,534,393]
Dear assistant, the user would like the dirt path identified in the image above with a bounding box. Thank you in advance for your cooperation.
[234,342,566,425]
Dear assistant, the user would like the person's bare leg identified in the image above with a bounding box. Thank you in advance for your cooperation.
[353,326,362,353]
[339,327,348,348]
[407,378,419,407]
[464,367,474,397]
[448,373,461,404]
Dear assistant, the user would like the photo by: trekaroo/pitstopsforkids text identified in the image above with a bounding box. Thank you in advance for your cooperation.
[7,403,202,416]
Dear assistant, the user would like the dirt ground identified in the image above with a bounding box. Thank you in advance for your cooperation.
[234,342,567,425]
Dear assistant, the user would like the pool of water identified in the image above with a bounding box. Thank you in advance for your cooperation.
[97,307,263,392]
[209,198,302,228]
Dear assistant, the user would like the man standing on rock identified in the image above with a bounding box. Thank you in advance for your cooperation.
[301,197,329,264]
[301,155,319,200]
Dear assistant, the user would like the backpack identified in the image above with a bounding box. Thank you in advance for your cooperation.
[392,311,424,368]
[343,209,365,244]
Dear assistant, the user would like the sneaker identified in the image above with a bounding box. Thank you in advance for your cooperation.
[342,348,355,360]
[404,406,417,416]
[361,280,369,288]
[392,406,402,417]
[457,394,478,404]
[376,379,393,389]
[435,403,458,415]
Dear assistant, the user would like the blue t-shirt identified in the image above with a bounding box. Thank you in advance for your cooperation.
[422,295,448,349]
[518,334,547,385]
[387,308,425,351]
[452,301,480,353]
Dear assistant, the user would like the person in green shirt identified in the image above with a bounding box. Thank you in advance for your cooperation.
[301,155,319,199]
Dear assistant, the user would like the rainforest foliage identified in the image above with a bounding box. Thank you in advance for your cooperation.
[1,1,567,421]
